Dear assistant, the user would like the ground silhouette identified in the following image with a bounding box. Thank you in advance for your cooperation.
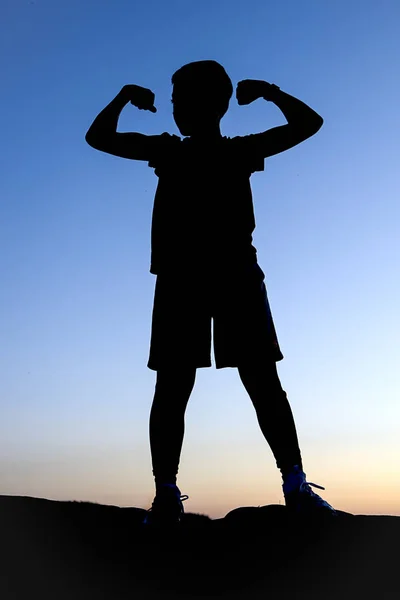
[0,494,398,599]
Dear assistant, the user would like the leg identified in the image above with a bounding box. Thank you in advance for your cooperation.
[149,367,197,489]
[237,359,303,477]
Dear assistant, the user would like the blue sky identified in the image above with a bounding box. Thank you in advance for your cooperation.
[1,0,399,517]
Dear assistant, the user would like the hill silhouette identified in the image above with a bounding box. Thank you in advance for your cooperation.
[0,495,398,599]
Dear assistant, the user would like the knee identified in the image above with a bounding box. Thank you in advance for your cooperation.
[238,361,286,403]
[155,367,197,398]
[238,359,280,386]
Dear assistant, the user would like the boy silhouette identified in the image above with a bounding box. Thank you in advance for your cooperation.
[86,60,336,525]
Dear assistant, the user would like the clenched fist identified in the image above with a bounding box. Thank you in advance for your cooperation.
[236,79,279,105]
[121,84,157,112]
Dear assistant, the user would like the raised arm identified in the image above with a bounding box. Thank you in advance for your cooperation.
[236,79,323,158]
[85,85,159,160]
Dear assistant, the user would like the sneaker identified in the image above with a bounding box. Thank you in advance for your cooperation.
[142,483,189,527]
[282,465,337,517]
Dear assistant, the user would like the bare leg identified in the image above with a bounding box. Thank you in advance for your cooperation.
[238,360,303,477]
[149,367,197,489]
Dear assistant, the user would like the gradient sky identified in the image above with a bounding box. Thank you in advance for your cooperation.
[1,0,399,518]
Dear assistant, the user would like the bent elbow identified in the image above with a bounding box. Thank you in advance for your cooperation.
[85,131,96,147]
[313,115,324,132]
[304,117,323,139]
[85,132,105,151]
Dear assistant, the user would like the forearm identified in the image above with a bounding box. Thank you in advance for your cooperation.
[263,84,323,129]
[85,89,129,142]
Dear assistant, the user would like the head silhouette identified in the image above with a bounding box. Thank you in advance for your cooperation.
[171,60,233,138]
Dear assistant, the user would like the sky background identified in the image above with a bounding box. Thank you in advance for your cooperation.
[1,0,399,518]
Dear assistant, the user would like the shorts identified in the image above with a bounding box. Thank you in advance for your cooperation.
[147,262,284,371]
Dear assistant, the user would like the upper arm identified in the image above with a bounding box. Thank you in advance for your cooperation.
[239,120,323,160]
[85,132,167,161]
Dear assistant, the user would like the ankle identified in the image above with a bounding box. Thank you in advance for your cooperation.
[280,464,303,480]
[155,478,178,492]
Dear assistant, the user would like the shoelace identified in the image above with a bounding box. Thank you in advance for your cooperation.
[156,484,189,502]
[303,481,325,491]
[149,491,189,512]
[298,480,337,513]
[284,468,326,493]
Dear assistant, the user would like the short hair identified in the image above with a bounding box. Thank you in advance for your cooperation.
[171,60,233,118]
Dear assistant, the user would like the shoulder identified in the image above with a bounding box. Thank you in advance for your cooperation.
[223,135,265,174]
[148,132,182,169]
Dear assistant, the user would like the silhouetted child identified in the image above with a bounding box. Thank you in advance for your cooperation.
[86,60,337,525]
